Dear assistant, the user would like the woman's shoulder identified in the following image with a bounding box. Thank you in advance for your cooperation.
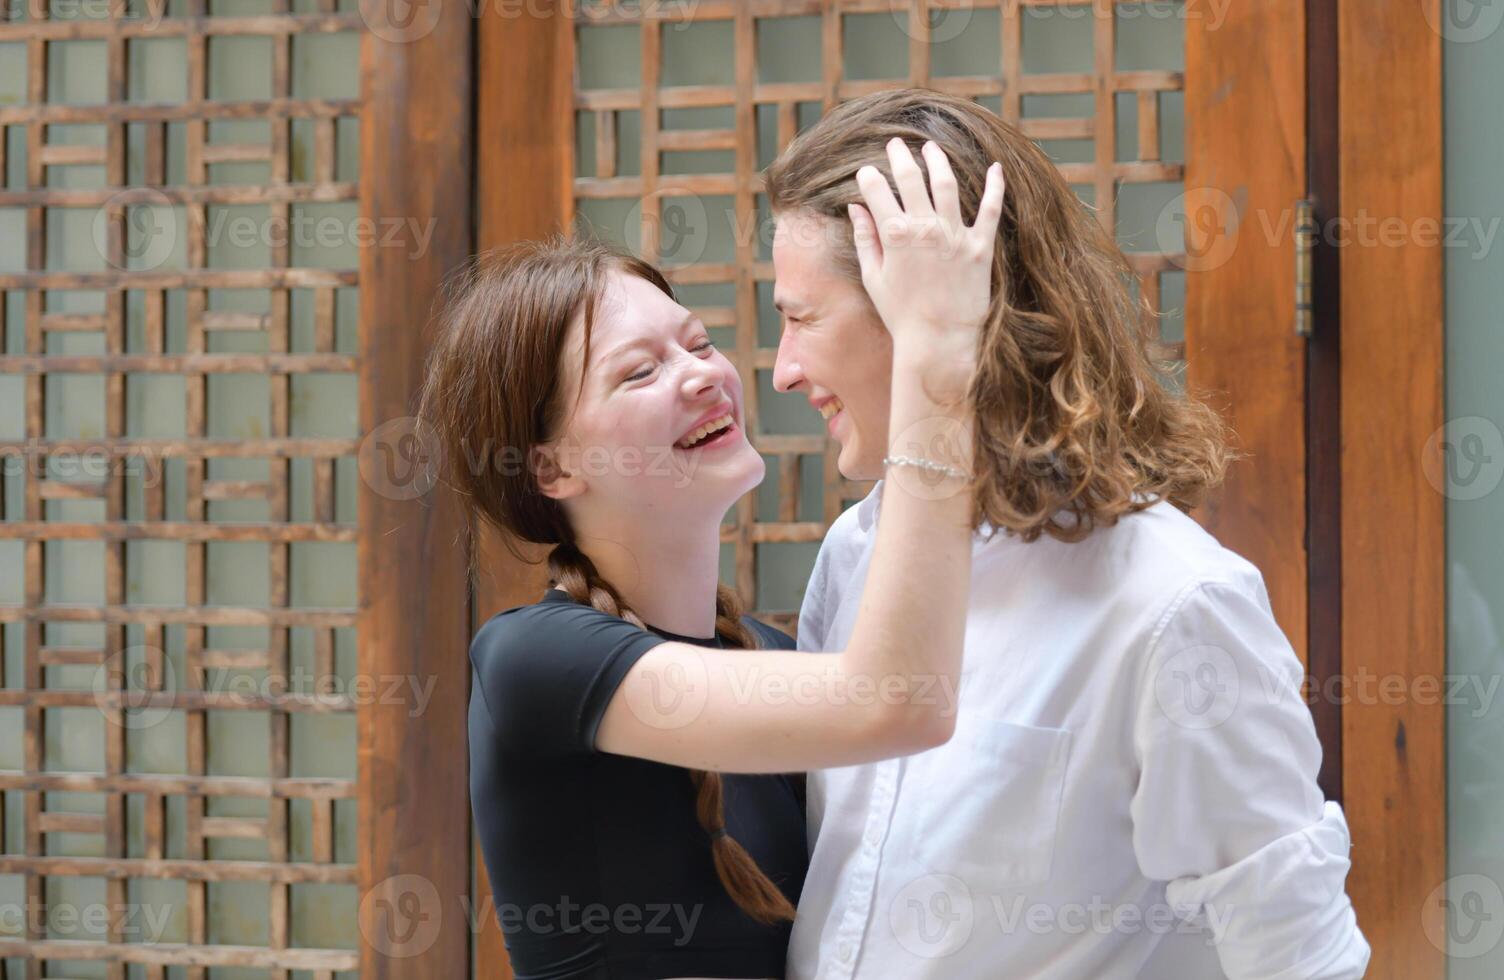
[470,590,630,660]
[739,614,797,651]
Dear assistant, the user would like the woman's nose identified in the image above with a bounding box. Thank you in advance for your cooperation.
[678,351,720,397]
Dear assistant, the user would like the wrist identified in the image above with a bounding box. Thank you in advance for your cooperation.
[891,345,978,408]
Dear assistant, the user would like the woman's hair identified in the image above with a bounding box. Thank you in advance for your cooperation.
[415,234,796,925]
[764,87,1237,542]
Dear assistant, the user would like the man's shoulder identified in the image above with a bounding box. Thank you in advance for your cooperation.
[979,499,1270,623]
[1119,501,1268,599]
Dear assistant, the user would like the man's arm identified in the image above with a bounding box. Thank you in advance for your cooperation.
[1131,579,1371,980]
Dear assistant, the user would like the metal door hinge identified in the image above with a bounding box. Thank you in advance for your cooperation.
[1295,199,1316,338]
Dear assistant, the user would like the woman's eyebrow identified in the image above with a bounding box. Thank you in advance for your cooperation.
[599,337,654,365]
[596,313,702,367]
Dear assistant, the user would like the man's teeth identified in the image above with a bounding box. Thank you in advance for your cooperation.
[819,398,844,421]
[678,414,734,449]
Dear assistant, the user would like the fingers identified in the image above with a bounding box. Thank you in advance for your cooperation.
[970,161,1006,241]
[921,141,963,229]
[854,165,903,236]
[847,202,883,280]
[886,137,935,218]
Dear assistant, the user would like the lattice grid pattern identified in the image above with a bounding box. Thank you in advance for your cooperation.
[569,0,1189,634]
[0,0,362,975]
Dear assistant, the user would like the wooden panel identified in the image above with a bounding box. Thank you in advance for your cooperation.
[1339,0,1446,975]
[1184,0,1309,662]
[357,3,474,978]
[470,3,576,976]
[0,1,363,975]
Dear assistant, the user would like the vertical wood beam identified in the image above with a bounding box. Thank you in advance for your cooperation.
[357,2,474,976]
[1185,1,1310,658]
[1339,1,1445,975]
[470,2,575,976]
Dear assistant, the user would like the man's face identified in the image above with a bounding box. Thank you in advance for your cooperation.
[771,211,894,481]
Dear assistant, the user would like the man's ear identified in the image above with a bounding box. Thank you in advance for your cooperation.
[531,441,585,501]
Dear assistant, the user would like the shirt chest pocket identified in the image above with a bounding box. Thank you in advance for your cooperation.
[905,718,1074,887]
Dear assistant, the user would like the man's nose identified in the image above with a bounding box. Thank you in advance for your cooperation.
[772,331,801,393]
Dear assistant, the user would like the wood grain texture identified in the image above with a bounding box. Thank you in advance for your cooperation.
[1185,0,1310,660]
[470,2,577,976]
[357,3,475,978]
[1339,0,1446,975]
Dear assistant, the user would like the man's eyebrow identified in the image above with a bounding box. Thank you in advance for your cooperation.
[772,295,806,315]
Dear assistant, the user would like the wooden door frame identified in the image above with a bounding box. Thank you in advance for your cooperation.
[357,3,475,977]
[1184,0,1310,684]
[469,4,576,978]
[1336,1,1447,977]
[1191,1,1447,973]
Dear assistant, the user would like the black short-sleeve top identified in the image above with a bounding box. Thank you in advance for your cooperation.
[468,587,809,980]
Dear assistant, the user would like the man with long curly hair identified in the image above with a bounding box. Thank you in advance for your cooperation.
[766,89,1369,979]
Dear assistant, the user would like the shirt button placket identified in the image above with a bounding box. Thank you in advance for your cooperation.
[823,758,902,979]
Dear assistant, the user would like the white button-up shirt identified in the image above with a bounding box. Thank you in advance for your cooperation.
[787,482,1371,980]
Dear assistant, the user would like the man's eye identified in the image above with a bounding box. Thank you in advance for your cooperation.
[693,340,714,353]
[625,365,653,382]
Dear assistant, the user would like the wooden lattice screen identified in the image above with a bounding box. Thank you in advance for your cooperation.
[564,0,1188,633]
[0,0,364,975]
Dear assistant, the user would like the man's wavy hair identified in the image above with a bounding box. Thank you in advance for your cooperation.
[764,88,1236,542]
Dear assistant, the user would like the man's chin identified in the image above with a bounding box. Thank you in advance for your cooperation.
[834,442,884,483]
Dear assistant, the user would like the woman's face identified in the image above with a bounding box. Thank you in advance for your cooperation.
[537,268,765,523]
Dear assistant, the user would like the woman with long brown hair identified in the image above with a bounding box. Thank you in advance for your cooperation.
[417,140,1003,979]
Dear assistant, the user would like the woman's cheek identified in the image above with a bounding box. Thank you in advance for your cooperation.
[714,355,743,395]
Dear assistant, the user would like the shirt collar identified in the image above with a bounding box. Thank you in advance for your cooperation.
[856,480,884,533]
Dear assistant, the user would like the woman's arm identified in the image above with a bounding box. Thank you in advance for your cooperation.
[597,139,1004,773]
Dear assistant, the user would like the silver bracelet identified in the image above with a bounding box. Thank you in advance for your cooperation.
[882,454,971,480]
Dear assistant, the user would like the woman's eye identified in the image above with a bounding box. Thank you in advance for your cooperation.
[624,341,709,383]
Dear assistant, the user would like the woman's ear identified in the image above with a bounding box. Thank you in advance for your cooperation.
[531,441,586,501]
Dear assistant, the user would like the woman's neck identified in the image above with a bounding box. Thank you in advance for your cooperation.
[569,516,724,639]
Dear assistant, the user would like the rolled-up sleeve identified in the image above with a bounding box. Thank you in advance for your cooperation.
[1131,579,1371,980]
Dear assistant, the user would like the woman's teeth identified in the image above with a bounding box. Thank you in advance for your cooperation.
[677,414,734,449]
[819,398,844,421]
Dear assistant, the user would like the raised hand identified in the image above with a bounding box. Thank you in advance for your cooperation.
[849,138,1005,393]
